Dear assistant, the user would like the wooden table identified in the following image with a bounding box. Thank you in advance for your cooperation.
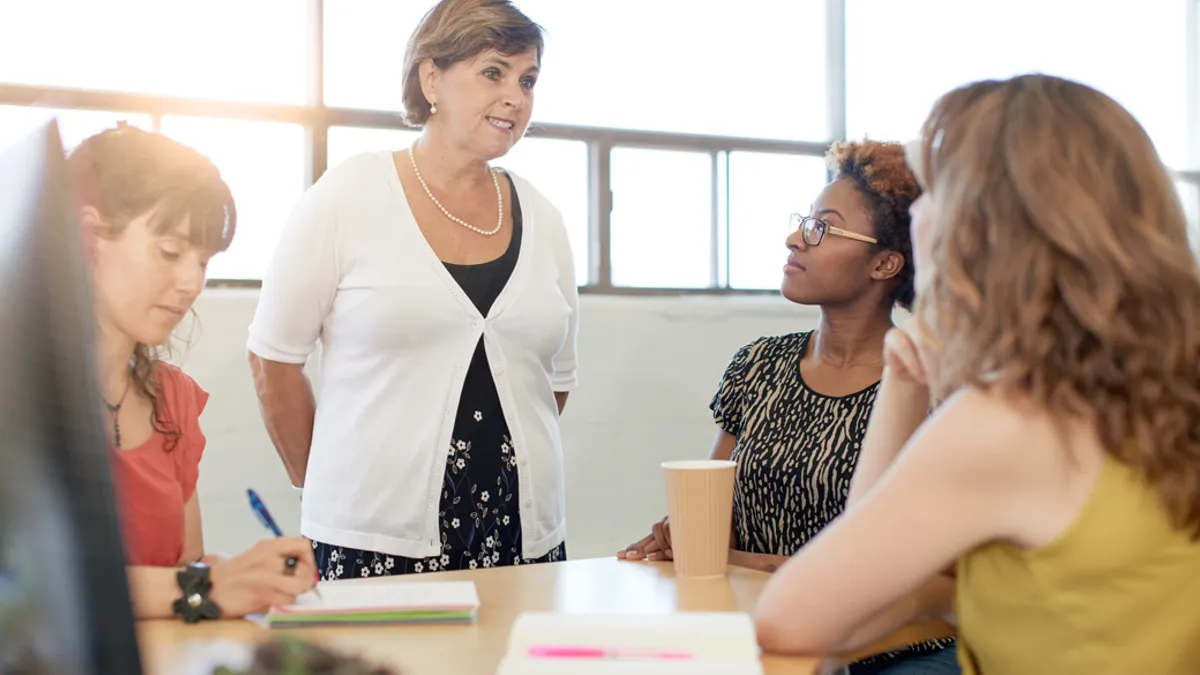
[137,557,953,675]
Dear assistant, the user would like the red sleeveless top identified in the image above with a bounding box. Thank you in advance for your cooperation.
[107,363,208,567]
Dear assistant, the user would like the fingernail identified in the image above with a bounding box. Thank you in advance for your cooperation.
[666,549,672,557]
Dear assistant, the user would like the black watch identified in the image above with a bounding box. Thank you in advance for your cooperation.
[172,561,222,623]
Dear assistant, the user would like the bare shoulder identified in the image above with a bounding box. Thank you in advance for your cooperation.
[912,386,1097,546]
[919,386,1039,463]
[934,386,1090,451]
[902,386,1077,503]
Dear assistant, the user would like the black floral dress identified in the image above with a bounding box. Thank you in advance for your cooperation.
[312,178,567,580]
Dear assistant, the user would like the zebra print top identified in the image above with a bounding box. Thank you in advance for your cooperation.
[711,331,878,553]
[710,331,955,667]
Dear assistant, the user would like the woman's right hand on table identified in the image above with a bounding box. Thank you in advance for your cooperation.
[209,537,317,617]
[619,516,672,561]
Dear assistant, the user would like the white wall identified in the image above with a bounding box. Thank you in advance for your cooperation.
[183,290,820,560]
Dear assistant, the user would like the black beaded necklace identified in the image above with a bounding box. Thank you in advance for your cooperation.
[102,377,132,449]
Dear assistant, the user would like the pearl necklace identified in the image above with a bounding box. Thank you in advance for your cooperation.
[408,145,503,236]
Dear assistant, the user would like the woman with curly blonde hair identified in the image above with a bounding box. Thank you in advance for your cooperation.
[754,74,1200,674]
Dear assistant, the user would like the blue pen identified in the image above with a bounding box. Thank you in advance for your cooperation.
[247,488,321,597]
[248,488,284,537]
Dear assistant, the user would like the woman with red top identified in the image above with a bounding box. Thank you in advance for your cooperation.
[68,123,316,621]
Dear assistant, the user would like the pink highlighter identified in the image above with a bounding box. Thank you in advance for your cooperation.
[528,645,693,660]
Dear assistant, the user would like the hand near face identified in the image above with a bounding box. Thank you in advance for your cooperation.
[882,326,930,388]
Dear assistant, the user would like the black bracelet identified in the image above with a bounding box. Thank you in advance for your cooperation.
[172,561,221,623]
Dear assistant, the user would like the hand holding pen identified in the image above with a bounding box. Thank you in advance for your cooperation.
[205,536,320,617]
[247,488,322,599]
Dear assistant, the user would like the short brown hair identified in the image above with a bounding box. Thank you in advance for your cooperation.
[912,74,1200,535]
[826,140,921,310]
[401,0,544,126]
[67,123,236,255]
[67,122,236,452]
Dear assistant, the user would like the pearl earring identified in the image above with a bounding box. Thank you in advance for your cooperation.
[430,102,438,115]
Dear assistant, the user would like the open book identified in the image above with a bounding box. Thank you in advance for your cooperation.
[264,579,480,627]
[496,612,764,675]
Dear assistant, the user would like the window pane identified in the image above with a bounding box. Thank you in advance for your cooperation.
[498,138,589,284]
[729,153,829,290]
[521,0,826,139]
[323,1,433,111]
[0,106,151,154]
[0,0,308,103]
[610,148,711,288]
[1179,180,1200,243]
[847,1,1191,168]
[327,126,418,170]
[325,0,826,140]
[160,117,306,280]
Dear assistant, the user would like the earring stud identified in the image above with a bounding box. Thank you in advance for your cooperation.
[430,102,438,115]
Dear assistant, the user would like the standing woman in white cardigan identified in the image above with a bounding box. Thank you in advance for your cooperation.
[246,0,578,579]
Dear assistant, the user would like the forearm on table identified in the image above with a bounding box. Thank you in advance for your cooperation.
[126,566,183,620]
[847,374,930,506]
[729,549,790,574]
[249,355,316,486]
[831,573,956,654]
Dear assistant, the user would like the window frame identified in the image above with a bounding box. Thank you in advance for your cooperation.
[0,0,1196,292]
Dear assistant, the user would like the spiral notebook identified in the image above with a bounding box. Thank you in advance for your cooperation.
[265,579,480,627]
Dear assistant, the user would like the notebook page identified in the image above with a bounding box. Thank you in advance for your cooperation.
[496,657,765,675]
[505,612,760,660]
[280,580,480,613]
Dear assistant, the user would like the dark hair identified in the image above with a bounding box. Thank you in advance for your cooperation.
[401,0,545,126]
[825,140,921,310]
[67,122,236,451]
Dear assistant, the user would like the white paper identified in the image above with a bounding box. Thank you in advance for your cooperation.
[496,657,765,675]
[504,612,761,661]
[278,579,480,613]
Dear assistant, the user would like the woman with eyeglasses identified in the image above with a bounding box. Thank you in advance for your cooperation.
[620,140,957,673]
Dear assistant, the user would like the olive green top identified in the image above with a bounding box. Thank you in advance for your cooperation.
[956,455,1200,674]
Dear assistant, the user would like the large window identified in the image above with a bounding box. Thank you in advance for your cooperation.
[1180,181,1200,234]
[497,137,589,282]
[728,152,830,290]
[0,1,308,104]
[160,117,307,281]
[0,106,151,152]
[323,0,828,142]
[2,1,1198,288]
[517,1,828,141]
[846,0,1193,170]
[323,1,433,112]
[610,148,713,288]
